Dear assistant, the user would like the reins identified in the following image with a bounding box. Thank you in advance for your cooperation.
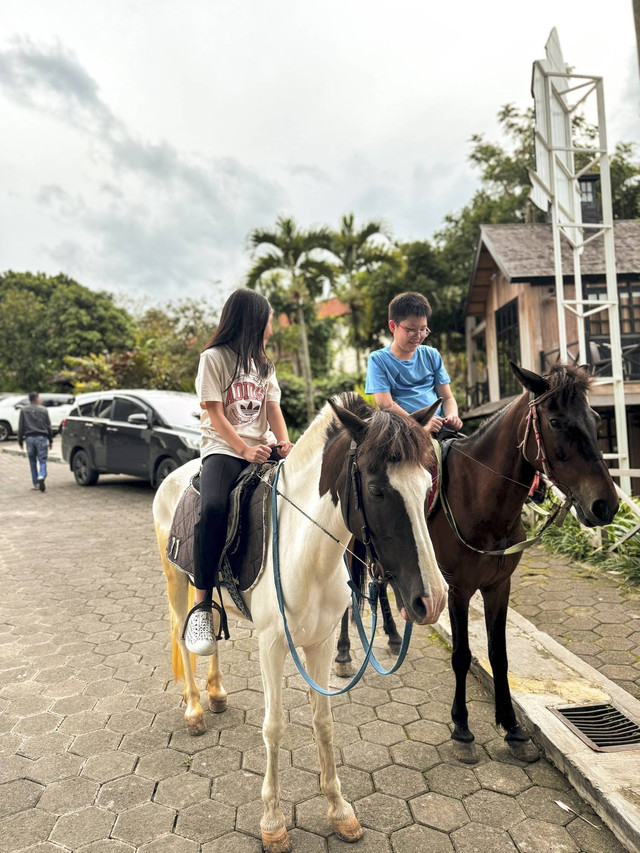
[439,391,574,557]
[269,439,414,696]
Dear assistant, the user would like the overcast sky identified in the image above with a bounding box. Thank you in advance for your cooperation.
[0,0,638,307]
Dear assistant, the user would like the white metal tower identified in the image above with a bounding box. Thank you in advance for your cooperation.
[529,29,636,495]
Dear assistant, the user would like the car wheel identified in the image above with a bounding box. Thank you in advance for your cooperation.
[155,457,179,487]
[72,449,99,486]
[0,421,11,442]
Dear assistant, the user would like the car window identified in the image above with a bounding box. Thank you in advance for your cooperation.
[94,398,113,419]
[112,398,146,422]
[77,401,98,416]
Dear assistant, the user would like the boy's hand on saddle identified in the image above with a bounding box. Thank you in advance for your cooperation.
[242,444,272,463]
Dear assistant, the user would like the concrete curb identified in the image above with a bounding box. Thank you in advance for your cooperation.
[433,595,640,853]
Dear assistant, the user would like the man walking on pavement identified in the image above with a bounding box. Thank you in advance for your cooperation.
[18,392,53,492]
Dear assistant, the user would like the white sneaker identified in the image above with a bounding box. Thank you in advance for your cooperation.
[184,608,217,655]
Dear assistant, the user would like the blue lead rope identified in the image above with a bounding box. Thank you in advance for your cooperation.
[271,460,412,695]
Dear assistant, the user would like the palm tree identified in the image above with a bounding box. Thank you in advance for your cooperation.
[330,214,397,371]
[246,216,334,424]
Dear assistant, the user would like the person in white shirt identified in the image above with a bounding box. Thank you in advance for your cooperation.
[185,289,293,654]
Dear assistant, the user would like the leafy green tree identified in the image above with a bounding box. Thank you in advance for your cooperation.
[246,216,334,423]
[329,214,397,371]
[0,271,135,391]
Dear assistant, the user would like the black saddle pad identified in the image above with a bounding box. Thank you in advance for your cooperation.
[166,461,277,618]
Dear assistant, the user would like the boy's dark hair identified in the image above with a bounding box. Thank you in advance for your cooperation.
[388,292,432,323]
[204,288,274,383]
[28,392,39,404]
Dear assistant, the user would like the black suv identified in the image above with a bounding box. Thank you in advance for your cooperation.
[61,390,201,487]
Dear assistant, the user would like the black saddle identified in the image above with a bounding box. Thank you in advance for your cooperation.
[166,460,278,620]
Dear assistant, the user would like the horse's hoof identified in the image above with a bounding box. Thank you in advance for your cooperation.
[209,695,228,713]
[331,815,363,842]
[335,661,355,679]
[388,640,402,655]
[452,739,478,764]
[185,715,206,736]
[505,735,540,763]
[261,826,291,853]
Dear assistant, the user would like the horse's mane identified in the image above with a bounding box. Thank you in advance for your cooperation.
[469,364,592,440]
[328,392,433,468]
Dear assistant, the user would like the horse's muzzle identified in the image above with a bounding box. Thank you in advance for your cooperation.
[401,590,447,625]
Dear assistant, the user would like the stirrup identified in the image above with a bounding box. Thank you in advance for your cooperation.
[182,599,229,642]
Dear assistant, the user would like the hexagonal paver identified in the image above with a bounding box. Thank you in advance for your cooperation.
[153,772,210,810]
[354,792,412,833]
[201,833,261,852]
[113,802,176,847]
[37,777,99,814]
[390,740,439,771]
[450,821,518,853]
[141,835,201,853]
[82,751,137,783]
[210,768,263,806]
[27,753,84,784]
[516,786,582,825]
[509,818,579,853]
[0,779,43,817]
[376,701,420,726]
[341,741,391,773]
[463,789,525,829]
[475,761,531,795]
[50,806,115,849]
[18,731,72,760]
[98,774,156,811]
[59,711,109,735]
[277,767,320,804]
[404,719,450,745]
[410,792,468,832]
[175,800,236,843]
[0,808,56,853]
[136,749,188,780]
[107,709,154,733]
[426,763,480,798]
[391,823,454,853]
[359,719,405,746]
[373,764,427,799]
[190,745,241,778]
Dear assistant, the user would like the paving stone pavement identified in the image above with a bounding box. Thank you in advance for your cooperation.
[512,547,640,700]
[0,452,629,852]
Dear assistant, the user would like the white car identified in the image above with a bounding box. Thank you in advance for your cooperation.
[0,393,76,442]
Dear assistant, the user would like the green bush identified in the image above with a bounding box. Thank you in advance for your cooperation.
[278,369,365,435]
[526,494,640,585]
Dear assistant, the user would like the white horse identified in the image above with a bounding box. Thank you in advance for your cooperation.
[153,394,448,852]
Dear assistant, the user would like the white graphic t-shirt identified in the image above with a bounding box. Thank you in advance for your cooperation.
[196,345,281,459]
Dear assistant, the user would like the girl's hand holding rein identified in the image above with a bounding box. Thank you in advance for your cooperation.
[276,441,294,458]
[241,444,272,464]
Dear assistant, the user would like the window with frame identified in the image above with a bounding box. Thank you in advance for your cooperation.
[585,281,640,379]
[495,298,521,397]
[112,397,147,423]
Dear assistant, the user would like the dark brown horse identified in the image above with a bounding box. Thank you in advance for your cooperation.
[336,364,619,763]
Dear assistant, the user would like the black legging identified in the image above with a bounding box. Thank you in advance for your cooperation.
[194,453,250,592]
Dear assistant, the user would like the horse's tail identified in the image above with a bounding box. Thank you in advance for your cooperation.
[156,522,196,681]
[170,583,195,681]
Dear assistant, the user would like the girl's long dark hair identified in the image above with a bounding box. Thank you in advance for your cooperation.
[204,288,273,383]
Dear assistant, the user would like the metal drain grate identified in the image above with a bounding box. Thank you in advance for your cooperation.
[550,702,640,752]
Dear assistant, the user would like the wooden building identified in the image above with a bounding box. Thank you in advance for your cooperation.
[464,219,640,493]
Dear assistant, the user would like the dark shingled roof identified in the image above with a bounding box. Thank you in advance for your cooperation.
[479,220,640,282]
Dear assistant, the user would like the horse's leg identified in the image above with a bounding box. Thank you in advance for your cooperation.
[304,639,363,843]
[258,631,290,853]
[335,608,354,678]
[449,592,477,763]
[206,624,227,713]
[380,584,401,652]
[163,559,206,735]
[482,581,539,762]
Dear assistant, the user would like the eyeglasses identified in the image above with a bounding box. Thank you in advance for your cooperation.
[393,322,431,339]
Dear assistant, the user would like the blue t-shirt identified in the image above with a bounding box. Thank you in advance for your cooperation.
[365,345,450,415]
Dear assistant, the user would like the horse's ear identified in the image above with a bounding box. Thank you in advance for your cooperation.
[510,363,549,396]
[328,398,367,441]
[411,399,442,427]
